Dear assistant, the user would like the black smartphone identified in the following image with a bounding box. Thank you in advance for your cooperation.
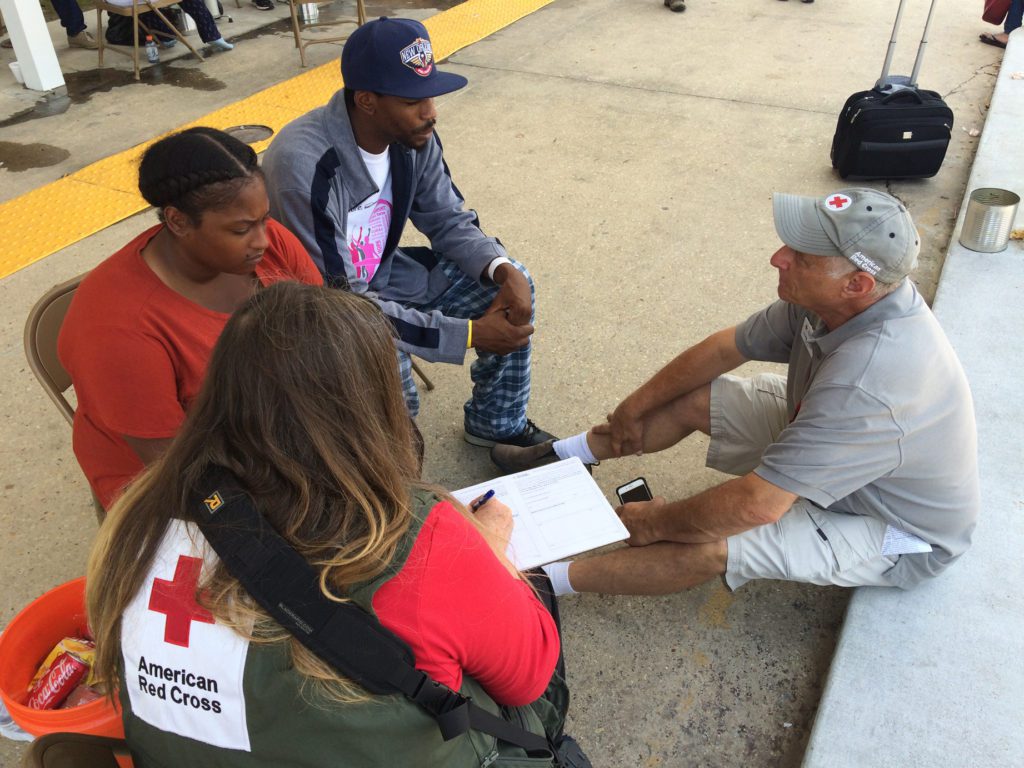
[615,477,653,505]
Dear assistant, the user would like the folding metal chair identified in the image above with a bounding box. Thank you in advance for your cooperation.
[23,274,83,427]
[23,274,106,522]
[287,0,365,67]
[95,0,205,80]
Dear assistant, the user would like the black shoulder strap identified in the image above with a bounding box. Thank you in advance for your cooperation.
[189,466,550,754]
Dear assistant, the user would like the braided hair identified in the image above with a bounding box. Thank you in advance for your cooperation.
[138,127,262,224]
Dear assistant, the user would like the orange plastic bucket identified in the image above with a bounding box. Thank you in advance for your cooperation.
[0,577,124,738]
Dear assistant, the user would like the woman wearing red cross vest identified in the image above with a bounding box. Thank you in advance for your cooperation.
[86,282,585,766]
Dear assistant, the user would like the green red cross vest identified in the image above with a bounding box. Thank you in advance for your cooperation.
[118,489,567,767]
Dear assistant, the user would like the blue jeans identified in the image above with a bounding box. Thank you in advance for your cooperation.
[141,0,222,43]
[50,0,86,36]
[1007,0,1023,34]
[397,255,534,441]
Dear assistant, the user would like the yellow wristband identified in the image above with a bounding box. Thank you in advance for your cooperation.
[466,319,473,349]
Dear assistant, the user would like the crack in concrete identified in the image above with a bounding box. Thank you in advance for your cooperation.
[944,63,1000,99]
[453,61,836,117]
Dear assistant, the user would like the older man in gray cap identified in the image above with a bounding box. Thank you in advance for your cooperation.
[496,188,979,596]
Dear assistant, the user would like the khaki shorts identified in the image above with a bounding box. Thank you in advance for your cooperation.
[709,373,898,591]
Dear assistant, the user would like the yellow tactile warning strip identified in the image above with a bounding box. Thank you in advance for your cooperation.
[0,0,556,281]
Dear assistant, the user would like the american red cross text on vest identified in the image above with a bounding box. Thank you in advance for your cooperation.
[148,555,215,647]
[827,194,851,209]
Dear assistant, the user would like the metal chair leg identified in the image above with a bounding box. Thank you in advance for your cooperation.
[411,360,434,392]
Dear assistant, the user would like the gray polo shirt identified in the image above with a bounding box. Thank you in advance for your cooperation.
[735,281,979,588]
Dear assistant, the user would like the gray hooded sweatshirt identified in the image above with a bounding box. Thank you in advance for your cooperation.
[263,90,508,364]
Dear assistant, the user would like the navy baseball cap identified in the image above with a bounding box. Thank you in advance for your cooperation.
[341,17,468,99]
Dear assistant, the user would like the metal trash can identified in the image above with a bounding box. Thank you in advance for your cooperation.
[959,187,1020,253]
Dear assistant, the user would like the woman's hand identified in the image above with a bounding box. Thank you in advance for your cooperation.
[472,497,514,549]
[470,496,521,578]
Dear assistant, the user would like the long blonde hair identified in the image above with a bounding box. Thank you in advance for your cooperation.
[87,283,424,703]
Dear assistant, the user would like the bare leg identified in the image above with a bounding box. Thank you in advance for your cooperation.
[586,383,712,461]
[568,539,727,595]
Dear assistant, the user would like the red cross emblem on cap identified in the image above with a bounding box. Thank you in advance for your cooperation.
[825,193,852,211]
[148,554,215,648]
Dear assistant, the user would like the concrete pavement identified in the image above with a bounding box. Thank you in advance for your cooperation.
[0,0,1002,765]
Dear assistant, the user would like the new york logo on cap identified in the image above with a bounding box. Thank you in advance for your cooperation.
[400,37,433,77]
[824,193,852,212]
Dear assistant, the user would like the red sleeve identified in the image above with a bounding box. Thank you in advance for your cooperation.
[264,219,323,286]
[71,325,185,439]
[373,501,560,707]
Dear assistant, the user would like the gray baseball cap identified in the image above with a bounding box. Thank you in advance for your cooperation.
[772,188,920,283]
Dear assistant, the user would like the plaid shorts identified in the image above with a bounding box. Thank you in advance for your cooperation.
[398,257,533,441]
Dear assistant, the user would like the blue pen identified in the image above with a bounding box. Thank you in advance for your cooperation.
[470,489,496,512]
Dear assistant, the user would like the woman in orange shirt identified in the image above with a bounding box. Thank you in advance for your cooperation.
[59,127,322,509]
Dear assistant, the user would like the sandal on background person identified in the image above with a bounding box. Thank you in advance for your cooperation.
[979,32,1008,48]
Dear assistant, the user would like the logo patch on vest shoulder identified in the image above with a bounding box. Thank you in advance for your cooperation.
[400,37,434,77]
[204,491,223,513]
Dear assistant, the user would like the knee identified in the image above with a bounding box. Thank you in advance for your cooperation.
[662,539,727,576]
[641,540,727,593]
[511,260,535,299]
[668,384,712,435]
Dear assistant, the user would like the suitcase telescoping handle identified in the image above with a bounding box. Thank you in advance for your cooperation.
[876,0,940,90]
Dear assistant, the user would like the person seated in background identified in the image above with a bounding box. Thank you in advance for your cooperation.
[1,0,101,49]
[496,189,978,599]
[980,0,1022,48]
[53,0,98,48]
[58,127,321,510]
[134,0,234,52]
[85,282,586,767]
[262,17,554,458]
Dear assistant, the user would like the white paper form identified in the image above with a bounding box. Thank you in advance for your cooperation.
[451,458,629,569]
[881,525,933,556]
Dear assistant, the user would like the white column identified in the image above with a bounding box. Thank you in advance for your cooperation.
[0,0,65,91]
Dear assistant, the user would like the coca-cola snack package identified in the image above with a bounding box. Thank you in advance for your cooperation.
[27,637,97,690]
[26,651,88,710]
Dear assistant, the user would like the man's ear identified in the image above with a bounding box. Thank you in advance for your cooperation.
[354,90,378,116]
[163,206,193,238]
[843,271,877,298]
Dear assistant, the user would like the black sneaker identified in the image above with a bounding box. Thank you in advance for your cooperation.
[490,438,555,473]
[252,0,274,10]
[464,419,555,449]
[491,439,598,475]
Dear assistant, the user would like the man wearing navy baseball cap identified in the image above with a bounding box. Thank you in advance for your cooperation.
[264,17,553,455]
[497,189,978,601]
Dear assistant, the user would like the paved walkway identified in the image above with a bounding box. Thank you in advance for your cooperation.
[0,0,1005,765]
[804,28,1024,768]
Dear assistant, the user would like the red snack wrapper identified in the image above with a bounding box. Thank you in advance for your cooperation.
[59,683,102,709]
[28,637,97,690]
[26,651,88,710]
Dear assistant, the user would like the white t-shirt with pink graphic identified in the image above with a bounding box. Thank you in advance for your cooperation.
[347,147,393,283]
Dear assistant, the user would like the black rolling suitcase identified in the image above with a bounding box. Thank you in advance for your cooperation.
[831,0,953,180]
